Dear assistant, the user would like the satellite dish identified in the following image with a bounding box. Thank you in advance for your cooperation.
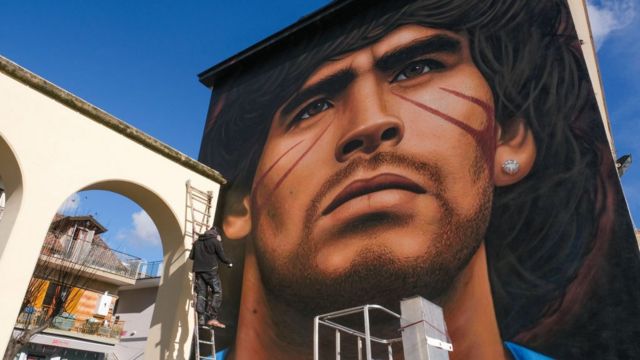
[616,154,632,177]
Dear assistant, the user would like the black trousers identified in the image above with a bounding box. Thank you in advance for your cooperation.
[195,270,222,320]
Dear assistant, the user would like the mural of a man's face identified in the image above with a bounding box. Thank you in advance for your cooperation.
[204,2,640,358]
[230,25,535,315]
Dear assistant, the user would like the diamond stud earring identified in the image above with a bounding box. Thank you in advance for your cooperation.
[502,159,520,175]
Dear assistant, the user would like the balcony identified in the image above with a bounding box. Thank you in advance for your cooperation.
[137,260,163,279]
[16,306,125,344]
[41,235,143,286]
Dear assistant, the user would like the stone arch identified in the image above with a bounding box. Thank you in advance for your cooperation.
[0,134,24,257]
[82,180,182,257]
[79,180,194,358]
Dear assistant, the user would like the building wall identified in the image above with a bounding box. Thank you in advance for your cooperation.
[197,0,640,359]
[0,55,224,359]
[113,281,159,360]
[0,179,5,221]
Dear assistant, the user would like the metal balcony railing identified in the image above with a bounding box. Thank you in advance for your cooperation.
[16,306,126,341]
[42,235,143,280]
[137,260,163,279]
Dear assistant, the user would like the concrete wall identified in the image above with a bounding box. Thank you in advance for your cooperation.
[113,279,160,360]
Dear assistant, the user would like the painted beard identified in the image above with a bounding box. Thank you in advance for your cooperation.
[253,151,492,318]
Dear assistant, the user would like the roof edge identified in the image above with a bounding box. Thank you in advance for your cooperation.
[64,215,109,234]
[0,55,226,185]
[197,0,360,88]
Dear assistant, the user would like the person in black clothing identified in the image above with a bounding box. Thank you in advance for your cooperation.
[190,226,233,328]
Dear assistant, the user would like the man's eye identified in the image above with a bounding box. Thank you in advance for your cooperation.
[293,99,333,123]
[392,59,444,82]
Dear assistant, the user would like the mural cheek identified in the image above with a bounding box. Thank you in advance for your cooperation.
[447,98,490,131]
[446,175,492,219]
[252,123,339,261]
[253,117,334,208]
[401,115,490,220]
[252,140,304,203]
[389,199,445,257]
[255,213,300,261]
[269,119,336,192]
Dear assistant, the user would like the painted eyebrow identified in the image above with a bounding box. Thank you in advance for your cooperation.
[375,34,462,73]
[279,35,460,119]
[280,68,356,118]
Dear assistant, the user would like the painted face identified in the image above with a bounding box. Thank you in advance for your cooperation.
[250,25,496,313]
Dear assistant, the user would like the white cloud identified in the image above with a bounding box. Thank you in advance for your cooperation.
[587,0,635,49]
[115,230,127,240]
[111,210,161,248]
[58,193,81,214]
[131,210,160,245]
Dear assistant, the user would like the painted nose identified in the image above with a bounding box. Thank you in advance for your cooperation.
[335,74,405,162]
[335,116,404,162]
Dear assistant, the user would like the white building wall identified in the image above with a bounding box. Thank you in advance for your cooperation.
[0,57,224,359]
[113,279,160,359]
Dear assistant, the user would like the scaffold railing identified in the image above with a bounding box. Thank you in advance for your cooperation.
[314,297,452,360]
[314,304,403,360]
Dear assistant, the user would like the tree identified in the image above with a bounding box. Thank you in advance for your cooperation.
[3,224,99,360]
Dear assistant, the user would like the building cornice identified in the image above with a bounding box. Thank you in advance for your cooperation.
[0,55,226,185]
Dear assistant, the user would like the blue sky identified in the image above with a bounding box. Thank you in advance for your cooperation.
[1,0,637,261]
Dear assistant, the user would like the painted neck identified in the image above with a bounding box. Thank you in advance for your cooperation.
[230,251,312,360]
[442,244,507,360]
[231,243,506,360]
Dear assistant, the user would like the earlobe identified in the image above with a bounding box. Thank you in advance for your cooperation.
[493,119,536,186]
[222,196,252,240]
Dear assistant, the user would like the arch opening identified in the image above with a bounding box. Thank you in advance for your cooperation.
[5,179,190,360]
[0,134,24,257]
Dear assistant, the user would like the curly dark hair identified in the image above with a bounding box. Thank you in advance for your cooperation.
[199,0,640,357]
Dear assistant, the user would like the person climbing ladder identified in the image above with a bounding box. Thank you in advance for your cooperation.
[190,225,233,328]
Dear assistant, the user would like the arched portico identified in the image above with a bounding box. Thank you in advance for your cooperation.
[0,135,24,258]
[0,56,225,359]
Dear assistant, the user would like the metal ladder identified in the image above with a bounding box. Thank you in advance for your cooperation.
[186,180,214,242]
[186,180,217,360]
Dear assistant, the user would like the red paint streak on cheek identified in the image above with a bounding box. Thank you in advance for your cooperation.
[252,139,305,197]
[271,120,335,192]
[251,140,304,213]
[391,88,496,172]
[255,119,335,212]
[439,87,497,172]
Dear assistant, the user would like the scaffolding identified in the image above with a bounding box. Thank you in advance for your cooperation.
[314,296,452,360]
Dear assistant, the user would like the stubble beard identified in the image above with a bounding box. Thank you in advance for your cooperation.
[252,152,492,345]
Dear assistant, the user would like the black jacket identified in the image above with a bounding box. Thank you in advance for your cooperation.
[189,228,232,272]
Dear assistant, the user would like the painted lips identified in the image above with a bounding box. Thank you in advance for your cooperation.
[321,173,427,216]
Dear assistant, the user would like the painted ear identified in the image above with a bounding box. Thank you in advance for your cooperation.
[493,118,536,186]
[222,195,252,240]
